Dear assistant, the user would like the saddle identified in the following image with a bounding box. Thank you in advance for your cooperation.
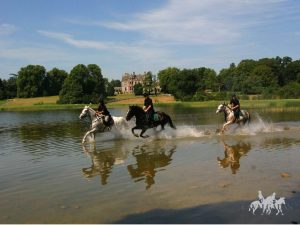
[96,114,114,127]
[235,110,244,122]
[145,113,159,128]
[152,113,160,122]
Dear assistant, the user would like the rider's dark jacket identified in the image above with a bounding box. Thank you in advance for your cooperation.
[144,97,155,121]
[97,103,110,116]
[230,98,240,119]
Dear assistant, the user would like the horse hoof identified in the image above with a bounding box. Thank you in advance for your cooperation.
[134,134,139,137]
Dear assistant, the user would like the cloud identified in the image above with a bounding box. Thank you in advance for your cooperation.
[97,0,286,45]
[38,30,109,49]
[0,45,76,63]
[0,23,17,36]
[38,30,171,61]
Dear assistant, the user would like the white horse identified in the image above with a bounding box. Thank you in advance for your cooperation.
[249,191,286,215]
[249,200,263,215]
[79,105,128,143]
[249,190,265,215]
[216,103,251,134]
[262,192,276,215]
[274,197,285,215]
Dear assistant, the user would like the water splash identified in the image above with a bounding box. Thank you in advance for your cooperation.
[229,113,284,136]
[95,113,293,141]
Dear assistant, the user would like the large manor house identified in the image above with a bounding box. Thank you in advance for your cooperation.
[115,72,160,94]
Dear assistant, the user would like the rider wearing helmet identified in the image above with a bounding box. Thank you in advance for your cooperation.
[230,93,241,122]
[143,93,155,126]
[96,98,113,128]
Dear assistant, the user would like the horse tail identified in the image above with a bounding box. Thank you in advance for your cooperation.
[166,114,176,129]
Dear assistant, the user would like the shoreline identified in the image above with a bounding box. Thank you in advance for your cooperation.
[0,96,300,111]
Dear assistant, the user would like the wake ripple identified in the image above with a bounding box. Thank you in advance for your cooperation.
[99,113,298,141]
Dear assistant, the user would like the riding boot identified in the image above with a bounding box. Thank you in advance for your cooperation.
[103,120,110,131]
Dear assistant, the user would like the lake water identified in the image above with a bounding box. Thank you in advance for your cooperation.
[0,106,300,223]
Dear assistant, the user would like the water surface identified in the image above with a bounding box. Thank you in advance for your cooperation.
[0,106,300,223]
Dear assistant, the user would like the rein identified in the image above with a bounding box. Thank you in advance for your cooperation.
[221,104,233,123]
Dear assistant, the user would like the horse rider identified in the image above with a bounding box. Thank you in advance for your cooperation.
[230,93,241,122]
[143,93,155,126]
[96,98,113,129]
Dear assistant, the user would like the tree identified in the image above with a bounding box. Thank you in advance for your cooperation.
[233,59,257,92]
[58,64,106,104]
[110,79,121,88]
[133,83,143,95]
[168,68,206,100]
[104,78,115,96]
[105,79,122,96]
[0,79,5,99]
[87,64,106,102]
[44,68,68,96]
[4,77,17,99]
[282,60,300,85]
[157,67,180,93]
[243,65,277,94]
[279,81,300,98]
[143,71,153,94]
[17,65,46,97]
[218,63,236,92]
[203,68,218,91]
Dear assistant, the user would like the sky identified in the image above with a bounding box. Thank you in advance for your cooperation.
[0,0,300,80]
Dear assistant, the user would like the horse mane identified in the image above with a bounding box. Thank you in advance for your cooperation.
[130,105,144,112]
[84,105,97,115]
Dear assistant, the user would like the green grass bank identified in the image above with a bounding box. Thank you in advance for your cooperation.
[0,95,300,111]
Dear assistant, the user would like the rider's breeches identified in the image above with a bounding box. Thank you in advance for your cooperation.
[233,109,240,118]
[104,116,110,122]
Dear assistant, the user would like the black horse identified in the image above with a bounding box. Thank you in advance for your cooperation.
[125,105,176,138]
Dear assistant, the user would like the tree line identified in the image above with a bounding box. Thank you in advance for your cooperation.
[0,64,121,103]
[158,56,300,100]
[0,56,299,102]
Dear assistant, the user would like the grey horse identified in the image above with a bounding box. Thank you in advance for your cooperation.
[79,105,128,143]
[216,103,251,134]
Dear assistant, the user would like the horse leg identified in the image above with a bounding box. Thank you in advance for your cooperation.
[82,128,97,143]
[140,129,149,138]
[253,205,258,215]
[275,206,279,215]
[221,121,232,134]
[82,130,90,143]
[278,205,283,215]
[131,126,139,137]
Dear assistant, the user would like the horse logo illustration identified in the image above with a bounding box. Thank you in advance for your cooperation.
[249,191,286,215]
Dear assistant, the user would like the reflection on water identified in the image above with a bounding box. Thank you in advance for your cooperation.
[127,141,176,190]
[81,140,177,189]
[17,122,83,141]
[82,143,128,185]
[217,139,251,174]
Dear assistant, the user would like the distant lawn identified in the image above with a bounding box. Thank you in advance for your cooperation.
[0,95,299,111]
[0,100,7,105]
[0,96,84,111]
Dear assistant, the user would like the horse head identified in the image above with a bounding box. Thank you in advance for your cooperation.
[126,105,134,121]
[126,105,144,121]
[216,102,226,114]
[79,105,90,119]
